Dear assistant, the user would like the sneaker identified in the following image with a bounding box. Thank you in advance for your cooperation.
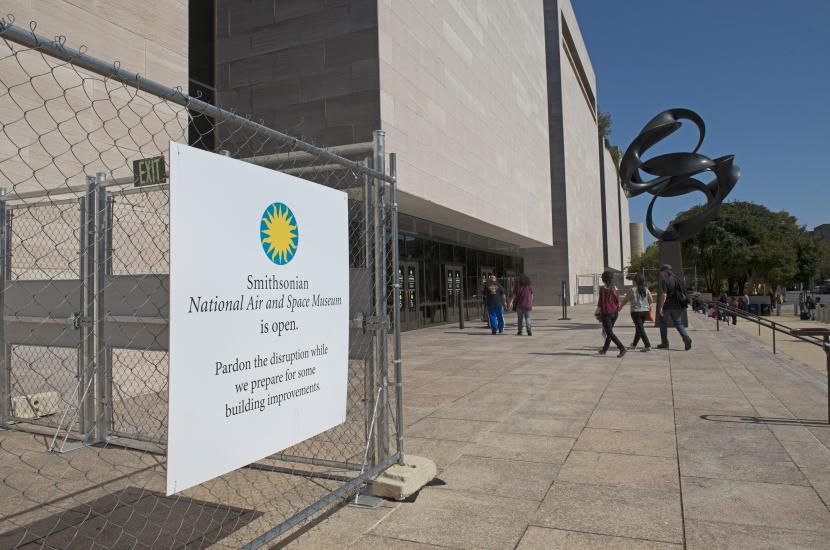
[628,346,637,351]
[617,348,627,358]
[598,349,607,355]
[656,343,669,349]
[642,347,651,352]
[684,338,692,351]
[527,331,532,336]
[491,330,497,335]
[498,330,504,334]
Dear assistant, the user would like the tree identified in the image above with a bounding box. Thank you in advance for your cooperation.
[677,201,820,293]
[628,202,823,294]
[627,242,660,288]
[598,111,612,139]
[796,234,827,287]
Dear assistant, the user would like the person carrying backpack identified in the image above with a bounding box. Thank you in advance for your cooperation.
[656,264,692,351]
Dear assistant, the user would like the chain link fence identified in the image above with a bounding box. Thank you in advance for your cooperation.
[0,17,403,549]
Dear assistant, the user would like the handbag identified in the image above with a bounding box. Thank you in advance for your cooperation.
[646,304,654,322]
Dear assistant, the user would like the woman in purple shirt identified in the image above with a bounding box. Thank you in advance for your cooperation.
[512,274,534,336]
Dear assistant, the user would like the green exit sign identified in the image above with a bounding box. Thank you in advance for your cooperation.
[133,156,167,187]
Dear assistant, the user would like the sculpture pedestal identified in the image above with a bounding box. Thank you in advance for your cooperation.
[659,241,688,328]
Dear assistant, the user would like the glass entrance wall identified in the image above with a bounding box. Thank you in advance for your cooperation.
[397,213,523,329]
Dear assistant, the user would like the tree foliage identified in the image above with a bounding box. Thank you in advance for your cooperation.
[638,201,827,294]
[598,111,612,138]
[628,242,661,288]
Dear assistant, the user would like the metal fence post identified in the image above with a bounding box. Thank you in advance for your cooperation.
[364,155,376,468]
[77,196,86,434]
[94,173,110,442]
[373,129,389,462]
[389,153,405,465]
[0,187,8,426]
[105,195,114,277]
[82,175,96,441]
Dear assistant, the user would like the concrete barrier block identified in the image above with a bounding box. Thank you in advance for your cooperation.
[371,454,437,500]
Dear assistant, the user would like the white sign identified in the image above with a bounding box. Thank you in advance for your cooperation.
[166,142,349,495]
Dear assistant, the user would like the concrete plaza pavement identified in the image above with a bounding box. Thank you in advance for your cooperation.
[287,305,830,549]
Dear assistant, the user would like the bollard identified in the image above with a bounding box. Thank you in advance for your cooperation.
[457,282,464,330]
[772,322,776,354]
[558,281,571,320]
[824,334,830,424]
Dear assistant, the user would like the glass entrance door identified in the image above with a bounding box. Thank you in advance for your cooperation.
[445,264,464,324]
[505,271,517,297]
[398,261,419,331]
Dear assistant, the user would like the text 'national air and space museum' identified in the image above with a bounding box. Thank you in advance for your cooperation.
[24,0,630,330]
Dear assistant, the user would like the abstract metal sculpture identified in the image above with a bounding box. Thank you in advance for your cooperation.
[620,109,740,241]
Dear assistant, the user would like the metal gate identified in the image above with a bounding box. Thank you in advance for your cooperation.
[0,18,404,549]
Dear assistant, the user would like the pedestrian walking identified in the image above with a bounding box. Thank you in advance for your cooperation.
[718,291,729,322]
[729,296,739,325]
[656,264,693,350]
[808,295,816,320]
[482,274,507,334]
[511,274,534,336]
[596,271,626,357]
[740,292,749,311]
[620,273,652,351]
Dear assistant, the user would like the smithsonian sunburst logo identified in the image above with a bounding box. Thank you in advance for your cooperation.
[260,202,298,265]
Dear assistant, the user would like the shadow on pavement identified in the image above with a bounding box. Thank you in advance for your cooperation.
[700,414,829,427]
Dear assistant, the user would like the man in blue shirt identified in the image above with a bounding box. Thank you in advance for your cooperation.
[482,274,508,335]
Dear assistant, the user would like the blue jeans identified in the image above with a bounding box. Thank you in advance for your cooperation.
[517,308,532,334]
[659,309,690,345]
[488,306,504,333]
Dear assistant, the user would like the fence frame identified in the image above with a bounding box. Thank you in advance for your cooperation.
[0,18,404,549]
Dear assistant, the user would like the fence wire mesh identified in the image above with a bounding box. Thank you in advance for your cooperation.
[0,18,403,550]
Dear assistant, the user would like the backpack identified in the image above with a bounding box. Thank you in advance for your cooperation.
[672,277,690,308]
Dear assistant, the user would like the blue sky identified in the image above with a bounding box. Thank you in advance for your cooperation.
[572,0,830,244]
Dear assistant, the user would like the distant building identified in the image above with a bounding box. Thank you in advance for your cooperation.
[813,223,830,243]
[629,223,645,260]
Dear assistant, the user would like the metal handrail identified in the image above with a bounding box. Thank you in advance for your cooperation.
[703,300,830,423]
[704,301,826,352]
